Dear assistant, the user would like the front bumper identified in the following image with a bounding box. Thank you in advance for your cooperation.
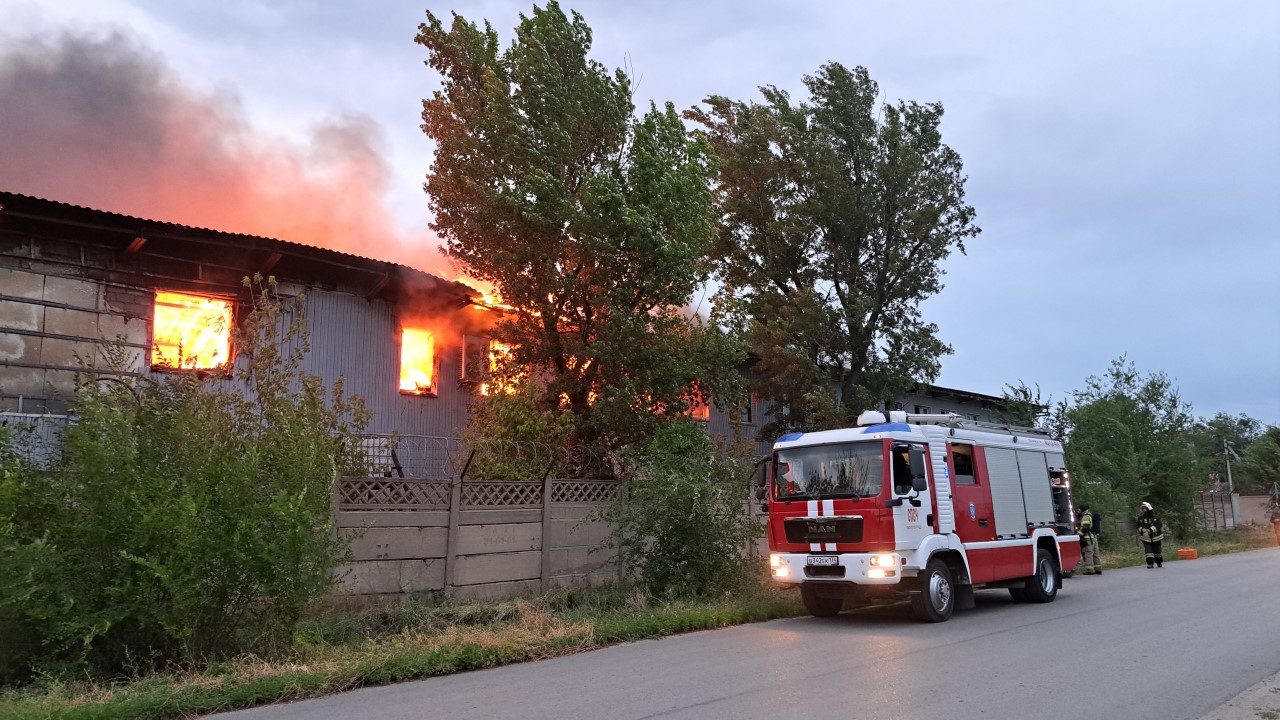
[769,552,912,585]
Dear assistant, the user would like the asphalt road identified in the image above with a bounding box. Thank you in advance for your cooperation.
[217,547,1280,720]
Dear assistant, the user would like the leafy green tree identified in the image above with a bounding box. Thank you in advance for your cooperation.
[1062,357,1200,537]
[418,2,743,452]
[1240,426,1280,498]
[1188,412,1264,493]
[688,64,979,438]
[996,381,1051,429]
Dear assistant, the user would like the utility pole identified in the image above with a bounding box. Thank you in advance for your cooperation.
[1224,441,1241,494]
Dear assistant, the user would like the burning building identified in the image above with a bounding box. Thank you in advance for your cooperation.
[0,191,502,460]
[0,191,1018,602]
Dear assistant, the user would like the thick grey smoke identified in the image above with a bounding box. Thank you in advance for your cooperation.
[0,31,449,274]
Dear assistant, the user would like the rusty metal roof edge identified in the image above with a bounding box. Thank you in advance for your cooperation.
[0,191,478,299]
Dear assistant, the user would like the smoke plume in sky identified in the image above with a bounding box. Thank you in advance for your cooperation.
[0,31,450,275]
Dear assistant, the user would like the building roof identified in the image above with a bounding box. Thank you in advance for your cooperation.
[913,383,1006,407]
[0,191,476,306]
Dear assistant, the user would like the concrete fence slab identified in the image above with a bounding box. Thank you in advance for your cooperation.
[454,523,542,555]
[550,545,617,577]
[335,558,444,595]
[450,579,542,602]
[340,526,448,561]
[548,517,614,548]
[337,510,449,528]
[452,550,542,586]
[458,508,543,525]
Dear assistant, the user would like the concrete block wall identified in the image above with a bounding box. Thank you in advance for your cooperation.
[0,267,149,412]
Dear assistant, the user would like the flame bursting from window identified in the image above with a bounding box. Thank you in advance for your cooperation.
[480,341,516,396]
[151,291,233,369]
[399,328,436,395]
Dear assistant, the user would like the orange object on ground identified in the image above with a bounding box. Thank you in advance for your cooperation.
[1177,547,1198,559]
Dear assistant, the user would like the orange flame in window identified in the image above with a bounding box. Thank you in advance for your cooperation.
[399,328,435,395]
[151,291,232,369]
[480,340,516,396]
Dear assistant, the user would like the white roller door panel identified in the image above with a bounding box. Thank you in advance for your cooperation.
[1017,450,1055,528]
[984,447,1028,538]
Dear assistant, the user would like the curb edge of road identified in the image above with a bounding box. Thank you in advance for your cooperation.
[1200,668,1280,720]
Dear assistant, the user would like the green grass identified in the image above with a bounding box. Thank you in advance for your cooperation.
[1097,524,1277,570]
[0,581,805,720]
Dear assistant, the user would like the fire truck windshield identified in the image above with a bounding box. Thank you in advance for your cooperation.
[772,442,884,501]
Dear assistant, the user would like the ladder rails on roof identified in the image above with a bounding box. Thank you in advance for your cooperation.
[902,412,1054,439]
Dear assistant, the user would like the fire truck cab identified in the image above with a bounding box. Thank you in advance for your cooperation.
[762,410,1081,622]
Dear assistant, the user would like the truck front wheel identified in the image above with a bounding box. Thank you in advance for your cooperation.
[911,558,955,622]
[800,585,843,617]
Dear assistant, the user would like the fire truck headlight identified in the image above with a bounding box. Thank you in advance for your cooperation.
[773,566,790,578]
[869,554,896,567]
[868,568,886,579]
[770,554,782,568]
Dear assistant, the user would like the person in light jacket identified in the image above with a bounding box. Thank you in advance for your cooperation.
[1076,504,1101,574]
[1137,501,1164,568]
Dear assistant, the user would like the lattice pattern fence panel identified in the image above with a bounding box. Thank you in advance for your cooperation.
[339,477,452,510]
[461,481,544,508]
[552,480,622,504]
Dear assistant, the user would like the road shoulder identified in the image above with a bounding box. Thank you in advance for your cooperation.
[1201,669,1280,720]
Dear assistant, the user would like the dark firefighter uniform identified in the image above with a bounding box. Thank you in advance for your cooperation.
[1137,502,1164,568]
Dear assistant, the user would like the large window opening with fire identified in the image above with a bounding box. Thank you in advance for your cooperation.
[399,328,436,396]
[461,335,519,396]
[481,340,515,396]
[150,291,233,370]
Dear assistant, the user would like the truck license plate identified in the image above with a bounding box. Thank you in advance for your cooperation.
[806,556,838,566]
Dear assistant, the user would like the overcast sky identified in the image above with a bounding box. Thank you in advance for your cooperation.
[1,0,1277,425]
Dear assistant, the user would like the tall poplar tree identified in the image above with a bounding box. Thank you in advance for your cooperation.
[418,3,741,451]
[688,64,978,437]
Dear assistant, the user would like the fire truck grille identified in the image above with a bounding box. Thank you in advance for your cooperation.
[784,516,863,544]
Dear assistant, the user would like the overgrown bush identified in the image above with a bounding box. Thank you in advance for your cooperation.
[457,380,575,482]
[0,278,369,682]
[602,422,761,599]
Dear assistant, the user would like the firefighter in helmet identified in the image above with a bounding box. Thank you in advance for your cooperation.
[1137,501,1165,568]
[1076,504,1101,574]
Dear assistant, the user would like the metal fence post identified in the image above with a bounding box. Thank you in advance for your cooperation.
[541,475,554,592]
[444,470,465,596]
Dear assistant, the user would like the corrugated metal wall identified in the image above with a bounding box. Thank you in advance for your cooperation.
[301,290,474,438]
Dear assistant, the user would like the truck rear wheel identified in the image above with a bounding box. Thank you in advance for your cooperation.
[1022,548,1059,603]
[800,585,843,617]
[911,558,955,622]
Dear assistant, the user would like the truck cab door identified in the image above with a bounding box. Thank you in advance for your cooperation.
[950,443,995,544]
[890,442,932,551]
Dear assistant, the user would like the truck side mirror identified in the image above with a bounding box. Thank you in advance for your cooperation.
[908,447,928,492]
[753,456,769,502]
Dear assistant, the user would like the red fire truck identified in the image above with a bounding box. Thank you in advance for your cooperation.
[760,410,1081,621]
